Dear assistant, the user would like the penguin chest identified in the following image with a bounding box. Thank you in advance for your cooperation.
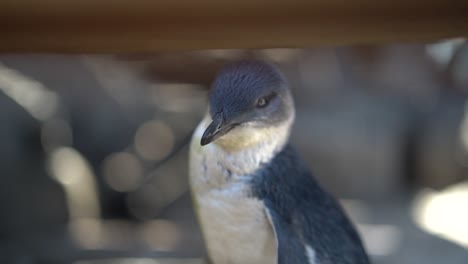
[189,145,277,263]
[189,121,278,264]
[196,186,277,264]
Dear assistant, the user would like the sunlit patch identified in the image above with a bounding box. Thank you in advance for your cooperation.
[139,220,181,251]
[49,147,100,218]
[103,152,144,192]
[0,63,58,120]
[49,147,102,249]
[412,182,468,248]
[135,120,175,161]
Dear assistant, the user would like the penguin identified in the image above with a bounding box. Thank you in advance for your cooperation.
[189,60,370,264]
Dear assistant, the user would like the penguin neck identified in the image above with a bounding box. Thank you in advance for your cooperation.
[220,126,291,175]
[195,112,294,177]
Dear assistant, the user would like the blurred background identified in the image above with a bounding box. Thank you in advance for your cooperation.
[0,39,468,264]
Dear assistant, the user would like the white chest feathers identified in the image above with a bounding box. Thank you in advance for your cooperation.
[189,115,294,264]
[194,184,277,264]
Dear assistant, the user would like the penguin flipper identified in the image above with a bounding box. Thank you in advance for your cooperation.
[264,199,313,264]
[255,145,370,264]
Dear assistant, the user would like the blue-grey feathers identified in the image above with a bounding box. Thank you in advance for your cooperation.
[252,145,370,264]
[264,199,310,264]
[209,61,291,125]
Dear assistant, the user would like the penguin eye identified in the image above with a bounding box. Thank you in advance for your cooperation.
[256,97,268,108]
[256,93,276,108]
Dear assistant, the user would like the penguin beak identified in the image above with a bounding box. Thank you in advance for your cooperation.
[201,113,236,146]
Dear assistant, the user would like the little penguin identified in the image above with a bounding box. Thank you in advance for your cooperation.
[189,60,370,264]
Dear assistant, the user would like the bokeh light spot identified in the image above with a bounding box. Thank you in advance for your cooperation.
[68,218,104,249]
[103,152,144,192]
[134,120,174,161]
[413,182,468,248]
[140,220,181,251]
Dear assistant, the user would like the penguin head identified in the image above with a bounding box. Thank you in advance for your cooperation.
[201,60,295,148]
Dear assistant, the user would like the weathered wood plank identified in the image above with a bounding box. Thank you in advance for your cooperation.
[0,0,467,53]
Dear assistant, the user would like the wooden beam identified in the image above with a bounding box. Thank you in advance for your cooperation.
[1,0,467,53]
